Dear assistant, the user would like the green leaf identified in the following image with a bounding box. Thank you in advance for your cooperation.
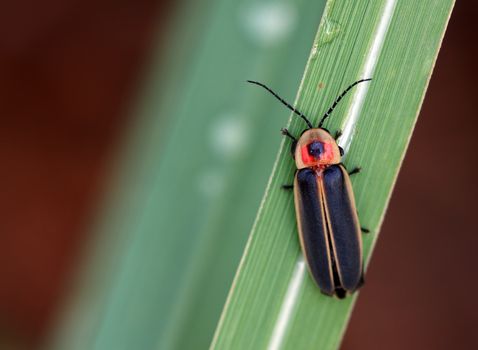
[211,1,455,349]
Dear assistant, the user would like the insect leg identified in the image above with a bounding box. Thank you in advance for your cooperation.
[334,130,345,155]
[281,184,294,190]
[280,128,297,141]
[281,128,298,158]
[346,168,369,233]
[334,130,342,140]
[348,167,362,176]
[357,271,365,288]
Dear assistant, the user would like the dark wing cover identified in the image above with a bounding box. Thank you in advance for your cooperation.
[322,164,363,291]
[294,168,334,295]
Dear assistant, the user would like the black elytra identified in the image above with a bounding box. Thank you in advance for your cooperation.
[247,78,372,298]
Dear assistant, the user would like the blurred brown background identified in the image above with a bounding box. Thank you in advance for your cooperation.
[0,0,169,347]
[0,1,476,349]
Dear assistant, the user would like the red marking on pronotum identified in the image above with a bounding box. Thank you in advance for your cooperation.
[300,142,335,167]
[300,145,315,165]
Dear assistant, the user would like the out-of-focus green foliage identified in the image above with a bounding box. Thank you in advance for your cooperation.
[49,1,327,349]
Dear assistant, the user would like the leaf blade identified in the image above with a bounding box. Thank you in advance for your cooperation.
[211,1,455,349]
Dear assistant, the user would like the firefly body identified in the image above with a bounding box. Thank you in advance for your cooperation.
[248,79,371,298]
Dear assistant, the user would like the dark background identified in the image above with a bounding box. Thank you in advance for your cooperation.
[0,1,475,349]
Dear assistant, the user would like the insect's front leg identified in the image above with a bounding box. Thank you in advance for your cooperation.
[281,128,297,190]
[280,128,297,141]
[343,163,369,233]
[340,163,363,176]
[334,130,345,156]
[281,128,298,158]
[348,167,362,176]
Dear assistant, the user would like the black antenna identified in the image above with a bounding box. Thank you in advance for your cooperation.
[318,78,372,128]
[247,80,313,129]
